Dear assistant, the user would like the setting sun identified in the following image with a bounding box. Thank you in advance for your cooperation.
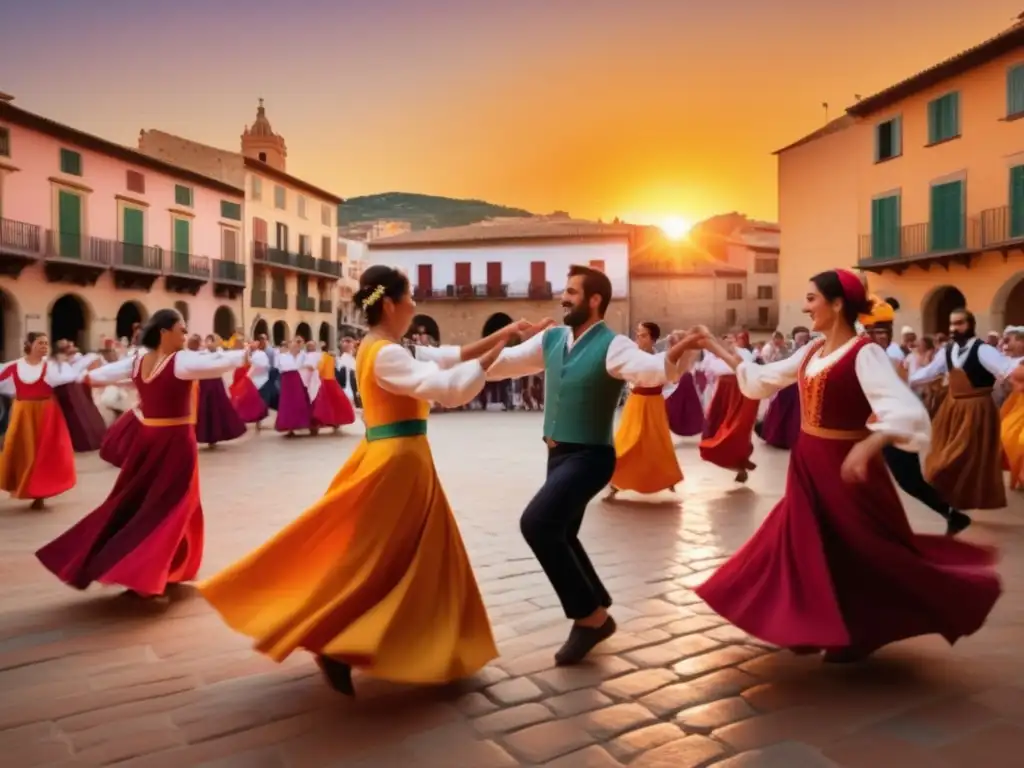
[659,215,693,240]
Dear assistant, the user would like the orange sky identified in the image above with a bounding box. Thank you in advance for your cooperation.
[2,1,1020,224]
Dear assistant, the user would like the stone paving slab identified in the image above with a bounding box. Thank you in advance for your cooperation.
[1,412,1023,766]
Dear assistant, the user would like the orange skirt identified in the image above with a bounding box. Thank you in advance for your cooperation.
[699,376,759,471]
[610,389,682,493]
[0,398,76,500]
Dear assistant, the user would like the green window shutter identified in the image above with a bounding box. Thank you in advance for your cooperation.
[930,181,963,251]
[890,116,902,156]
[59,148,82,176]
[58,190,82,258]
[0,127,9,157]
[927,100,939,144]
[1010,165,1024,238]
[220,200,241,220]
[122,208,144,245]
[174,185,193,206]
[871,196,900,259]
[946,93,960,138]
[173,218,191,273]
[1008,65,1024,117]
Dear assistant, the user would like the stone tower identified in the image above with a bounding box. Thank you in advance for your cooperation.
[241,98,287,171]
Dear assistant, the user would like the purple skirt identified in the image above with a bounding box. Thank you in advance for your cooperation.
[666,373,705,437]
[195,378,246,446]
[54,383,107,452]
[759,383,801,450]
[274,370,313,432]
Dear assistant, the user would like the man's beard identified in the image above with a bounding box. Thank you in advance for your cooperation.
[563,304,589,328]
[951,330,973,345]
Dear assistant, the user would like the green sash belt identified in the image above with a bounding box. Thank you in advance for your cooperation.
[365,419,428,442]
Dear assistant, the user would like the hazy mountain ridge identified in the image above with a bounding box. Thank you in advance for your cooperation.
[338,192,535,230]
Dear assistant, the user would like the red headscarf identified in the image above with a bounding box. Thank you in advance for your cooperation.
[834,269,867,307]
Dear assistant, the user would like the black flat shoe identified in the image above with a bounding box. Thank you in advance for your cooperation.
[315,655,355,696]
[554,616,617,666]
[946,509,972,536]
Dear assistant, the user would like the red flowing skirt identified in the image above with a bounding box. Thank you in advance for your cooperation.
[36,422,204,596]
[699,376,759,470]
[311,379,356,428]
[195,378,246,445]
[0,398,76,500]
[231,377,269,424]
[695,431,1001,653]
[99,409,141,468]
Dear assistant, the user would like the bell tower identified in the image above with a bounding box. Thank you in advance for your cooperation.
[241,98,287,171]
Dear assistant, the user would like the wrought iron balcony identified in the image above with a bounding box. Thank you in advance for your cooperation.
[857,218,982,273]
[0,218,43,277]
[980,206,1024,249]
[213,259,246,285]
[44,231,113,266]
[251,288,268,308]
[166,251,211,279]
[296,295,316,312]
[317,258,341,277]
[271,290,289,309]
[319,299,333,313]
[113,242,163,273]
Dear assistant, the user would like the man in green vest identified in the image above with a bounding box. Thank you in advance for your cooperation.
[486,265,699,665]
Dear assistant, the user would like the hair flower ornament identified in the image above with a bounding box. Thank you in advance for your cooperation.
[361,285,386,309]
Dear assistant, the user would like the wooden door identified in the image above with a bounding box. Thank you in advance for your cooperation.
[486,261,501,287]
[455,262,471,286]
[417,264,433,294]
[529,261,546,285]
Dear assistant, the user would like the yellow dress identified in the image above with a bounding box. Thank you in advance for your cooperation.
[1001,390,1024,490]
[609,385,683,494]
[198,338,497,683]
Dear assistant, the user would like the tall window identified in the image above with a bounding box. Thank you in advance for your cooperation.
[726,283,743,300]
[1008,63,1024,118]
[927,92,960,144]
[871,195,901,260]
[874,116,902,162]
[274,185,286,209]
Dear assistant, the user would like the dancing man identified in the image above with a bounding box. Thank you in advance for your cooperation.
[485,265,697,665]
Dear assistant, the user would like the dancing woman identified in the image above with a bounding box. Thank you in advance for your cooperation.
[0,333,80,509]
[199,265,524,695]
[37,310,248,599]
[195,335,247,448]
[694,269,1001,663]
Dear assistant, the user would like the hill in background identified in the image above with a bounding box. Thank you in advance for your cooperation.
[338,192,535,230]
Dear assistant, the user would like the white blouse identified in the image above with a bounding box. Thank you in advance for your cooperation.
[85,350,247,385]
[276,352,301,373]
[249,350,271,389]
[463,323,693,386]
[735,337,931,453]
[373,344,484,408]
[909,338,1016,385]
[0,358,81,397]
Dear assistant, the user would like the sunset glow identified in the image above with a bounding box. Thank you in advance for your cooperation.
[659,216,693,240]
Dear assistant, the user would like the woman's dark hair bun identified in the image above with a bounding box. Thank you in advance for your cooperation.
[140,308,182,349]
[357,265,410,325]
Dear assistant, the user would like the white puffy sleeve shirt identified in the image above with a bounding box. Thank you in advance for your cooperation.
[735,338,931,453]
[373,344,485,408]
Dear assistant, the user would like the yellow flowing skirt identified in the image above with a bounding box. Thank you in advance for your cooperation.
[198,434,497,684]
[1001,392,1024,491]
[610,392,683,494]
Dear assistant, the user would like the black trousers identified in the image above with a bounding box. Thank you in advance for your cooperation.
[520,443,616,620]
[882,444,952,518]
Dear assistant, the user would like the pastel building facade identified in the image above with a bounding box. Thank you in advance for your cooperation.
[138,101,344,348]
[777,19,1024,335]
[0,93,245,358]
[367,219,631,344]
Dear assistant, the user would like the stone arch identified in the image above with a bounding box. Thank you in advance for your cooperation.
[213,305,236,340]
[412,314,440,343]
[921,285,967,335]
[173,300,189,325]
[272,320,289,345]
[481,312,514,338]
[251,316,269,340]
[989,270,1024,330]
[318,321,331,348]
[49,293,92,349]
[0,287,21,361]
[296,321,312,343]
[115,300,147,341]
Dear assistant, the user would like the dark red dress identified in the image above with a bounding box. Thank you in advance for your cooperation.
[699,375,759,471]
[696,337,1001,655]
[37,352,205,596]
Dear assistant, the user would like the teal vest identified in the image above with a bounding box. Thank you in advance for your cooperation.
[542,322,624,445]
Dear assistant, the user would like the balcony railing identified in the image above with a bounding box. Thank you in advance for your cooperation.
[271,290,289,310]
[297,295,316,311]
[44,231,113,266]
[317,258,341,277]
[113,242,163,272]
[251,288,268,308]
[319,299,333,313]
[166,251,211,279]
[0,218,43,256]
[980,205,1024,248]
[213,259,246,285]
[858,218,982,262]
[413,281,555,301]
